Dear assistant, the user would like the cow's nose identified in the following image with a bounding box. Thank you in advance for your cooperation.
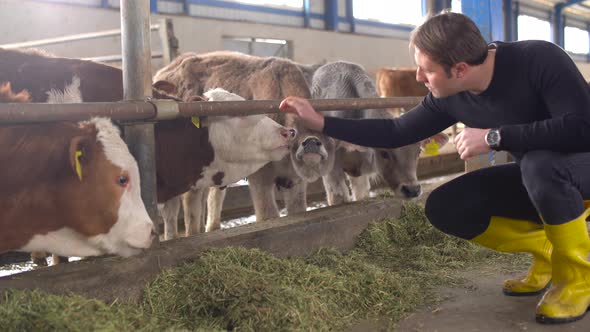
[401,184,421,198]
[302,137,322,153]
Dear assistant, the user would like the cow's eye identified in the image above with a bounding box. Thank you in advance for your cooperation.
[380,151,390,159]
[117,175,129,187]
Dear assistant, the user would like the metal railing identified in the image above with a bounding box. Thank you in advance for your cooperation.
[0,97,424,124]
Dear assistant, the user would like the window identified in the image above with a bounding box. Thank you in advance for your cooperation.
[451,0,462,13]
[223,37,291,58]
[517,15,551,42]
[232,0,302,8]
[353,0,423,26]
[565,26,589,54]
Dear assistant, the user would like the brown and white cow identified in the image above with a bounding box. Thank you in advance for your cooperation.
[0,82,155,257]
[153,51,336,232]
[0,48,294,243]
[310,61,448,205]
[155,88,295,239]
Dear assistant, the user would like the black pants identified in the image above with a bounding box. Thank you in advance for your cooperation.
[425,150,590,240]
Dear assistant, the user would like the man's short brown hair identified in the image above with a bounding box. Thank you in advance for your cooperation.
[410,12,489,76]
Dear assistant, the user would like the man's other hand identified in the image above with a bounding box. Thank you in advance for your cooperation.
[454,127,491,160]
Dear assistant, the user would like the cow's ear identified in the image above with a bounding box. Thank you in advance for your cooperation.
[69,136,90,181]
[153,80,177,95]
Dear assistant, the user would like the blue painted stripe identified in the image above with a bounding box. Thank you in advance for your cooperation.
[176,13,307,28]
[187,0,304,17]
[163,0,326,20]
[352,19,414,32]
[564,0,586,6]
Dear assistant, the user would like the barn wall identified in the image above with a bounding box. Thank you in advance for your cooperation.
[0,0,423,77]
[1,0,589,79]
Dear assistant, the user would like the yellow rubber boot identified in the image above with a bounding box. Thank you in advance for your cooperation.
[472,216,552,296]
[536,209,590,324]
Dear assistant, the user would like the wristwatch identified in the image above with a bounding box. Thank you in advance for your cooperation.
[485,128,502,151]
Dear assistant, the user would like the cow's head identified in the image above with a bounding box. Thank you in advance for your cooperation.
[64,118,155,257]
[203,88,295,164]
[0,82,155,258]
[287,114,336,182]
[372,133,449,198]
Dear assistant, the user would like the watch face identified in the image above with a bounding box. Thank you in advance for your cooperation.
[486,130,499,146]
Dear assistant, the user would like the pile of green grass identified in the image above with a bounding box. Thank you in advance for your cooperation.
[0,203,524,331]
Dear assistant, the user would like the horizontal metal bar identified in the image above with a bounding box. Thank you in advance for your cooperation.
[0,24,160,49]
[177,97,423,117]
[0,97,423,124]
[0,101,156,124]
[82,52,163,63]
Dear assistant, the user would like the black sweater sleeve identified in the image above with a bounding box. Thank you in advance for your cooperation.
[500,42,590,153]
[323,100,456,149]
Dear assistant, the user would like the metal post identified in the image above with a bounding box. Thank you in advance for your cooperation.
[158,18,179,65]
[303,0,311,28]
[345,0,355,33]
[503,0,513,41]
[553,3,565,47]
[120,0,160,223]
[423,0,449,16]
[512,0,519,41]
[183,0,189,15]
[324,0,338,31]
[422,0,430,16]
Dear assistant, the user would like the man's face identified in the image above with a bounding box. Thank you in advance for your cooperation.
[414,48,458,98]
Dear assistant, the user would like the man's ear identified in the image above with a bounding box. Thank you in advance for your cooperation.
[69,136,90,181]
[153,80,178,95]
[453,62,468,78]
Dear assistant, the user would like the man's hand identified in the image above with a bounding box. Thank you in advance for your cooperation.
[279,96,325,132]
[454,127,491,160]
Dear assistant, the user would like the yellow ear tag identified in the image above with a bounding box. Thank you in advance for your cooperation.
[423,141,440,156]
[75,150,83,181]
[191,116,200,128]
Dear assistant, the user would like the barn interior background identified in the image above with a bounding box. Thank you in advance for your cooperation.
[2,0,590,78]
[2,1,590,330]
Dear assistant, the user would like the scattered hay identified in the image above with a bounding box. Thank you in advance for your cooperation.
[0,202,525,331]
[0,289,163,332]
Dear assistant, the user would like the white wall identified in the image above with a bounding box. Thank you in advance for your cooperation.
[0,0,413,77]
[0,0,588,80]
